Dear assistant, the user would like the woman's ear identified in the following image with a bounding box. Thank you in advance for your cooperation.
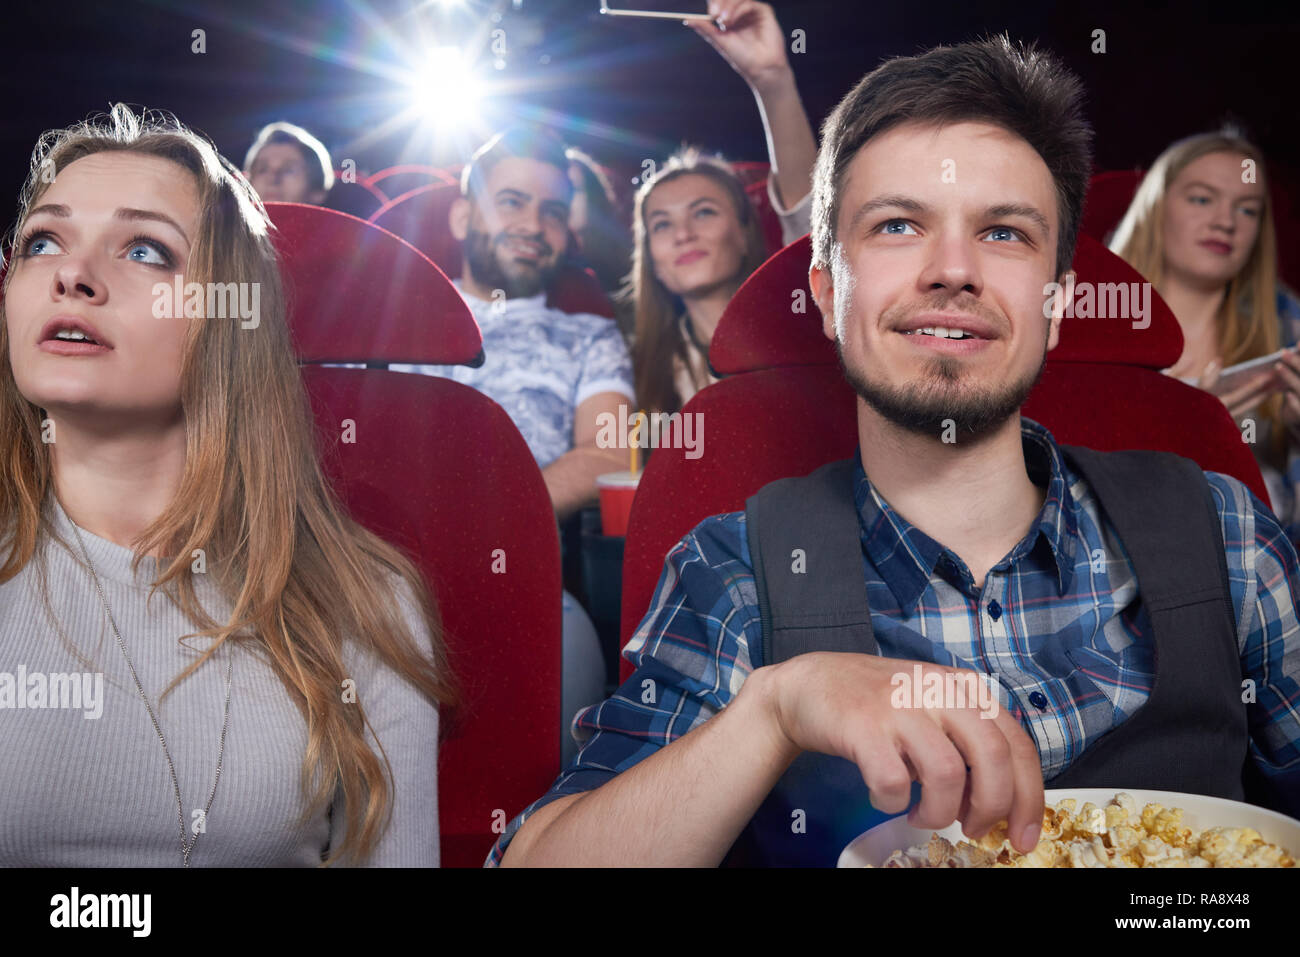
[449,196,472,242]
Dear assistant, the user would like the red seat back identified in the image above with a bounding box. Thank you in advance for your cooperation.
[267,202,481,365]
[711,232,1185,374]
[302,369,560,868]
[368,182,616,318]
[620,233,1267,682]
[268,203,561,867]
[363,164,458,198]
[1080,169,1144,243]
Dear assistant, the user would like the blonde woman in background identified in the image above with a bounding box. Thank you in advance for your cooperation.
[0,105,452,866]
[1110,129,1300,542]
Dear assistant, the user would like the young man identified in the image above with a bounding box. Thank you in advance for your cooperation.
[489,35,1300,867]
[243,121,334,206]
[390,128,633,765]
[389,126,633,522]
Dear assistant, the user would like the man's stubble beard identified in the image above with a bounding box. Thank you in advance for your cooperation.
[835,333,1048,442]
[463,226,560,299]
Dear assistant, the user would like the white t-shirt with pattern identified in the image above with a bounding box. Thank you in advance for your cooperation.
[389,282,635,469]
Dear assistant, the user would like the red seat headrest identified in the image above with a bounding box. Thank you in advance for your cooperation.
[1080,169,1144,243]
[710,232,1183,375]
[266,202,482,366]
[369,184,465,276]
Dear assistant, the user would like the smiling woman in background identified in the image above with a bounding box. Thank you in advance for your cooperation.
[0,104,451,866]
[630,0,817,414]
[1110,129,1300,543]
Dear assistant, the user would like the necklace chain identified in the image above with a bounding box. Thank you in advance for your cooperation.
[62,505,233,868]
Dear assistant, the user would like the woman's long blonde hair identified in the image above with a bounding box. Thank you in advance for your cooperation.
[0,105,454,865]
[628,149,767,414]
[1109,129,1287,461]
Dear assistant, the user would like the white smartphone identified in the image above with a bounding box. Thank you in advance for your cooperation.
[599,1,713,21]
[1212,349,1289,393]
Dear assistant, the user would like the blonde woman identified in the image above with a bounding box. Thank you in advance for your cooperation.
[0,105,452,866]
[1110,129,1300,540]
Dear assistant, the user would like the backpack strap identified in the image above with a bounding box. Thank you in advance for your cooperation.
[744,458,876,667]
[1059,446,1233,625]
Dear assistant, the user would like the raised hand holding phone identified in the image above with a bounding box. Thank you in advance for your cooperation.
[684,1,791,93]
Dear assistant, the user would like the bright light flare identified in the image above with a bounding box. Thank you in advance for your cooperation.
[408,46,483,129]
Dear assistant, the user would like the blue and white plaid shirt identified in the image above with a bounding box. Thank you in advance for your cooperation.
[487,417,1300,864]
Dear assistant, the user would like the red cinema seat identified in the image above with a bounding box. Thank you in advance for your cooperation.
[619,232,1267,682]
[1080,169,1144,243]
[730,160,790,255]
[364,164,458,198]
[368,182,616,319]
[267,202,561,868]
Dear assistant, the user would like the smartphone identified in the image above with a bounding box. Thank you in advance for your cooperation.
[599,1,713,22]
[1213,349,1289,393]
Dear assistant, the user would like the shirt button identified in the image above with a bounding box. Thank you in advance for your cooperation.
[987,599,1002,620]
[1029,691,1048,710]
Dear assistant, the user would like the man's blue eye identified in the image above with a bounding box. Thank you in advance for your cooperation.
[880,220,914,235]
[986,227,1020,242]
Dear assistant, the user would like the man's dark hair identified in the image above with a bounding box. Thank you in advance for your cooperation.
[461,125,573,204]
[810,34,1093,280]
[243,121,334,193]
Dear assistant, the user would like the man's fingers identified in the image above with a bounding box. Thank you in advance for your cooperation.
[940,709,1014,839]
[897,716,967,830]
[854,734,914,816]
[992,709,1045,854]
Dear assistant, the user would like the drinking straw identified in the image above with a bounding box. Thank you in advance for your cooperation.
[631,409,644,475]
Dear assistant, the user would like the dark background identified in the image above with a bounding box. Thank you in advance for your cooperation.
[3,0,1298,222]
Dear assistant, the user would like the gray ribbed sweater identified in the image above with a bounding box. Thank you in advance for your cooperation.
[0,503,439,866]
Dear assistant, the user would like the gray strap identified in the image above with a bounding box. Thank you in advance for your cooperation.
[745,459,876,666]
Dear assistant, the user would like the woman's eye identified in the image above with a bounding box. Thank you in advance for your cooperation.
[21,232,62,256]
[985,226,1022,242]
[126,239,170,266]
[1240,206,1261,218]
[879,220,917,236]
[650,220,668,233]
[1189,195,1211,205]
[694,207,717,218]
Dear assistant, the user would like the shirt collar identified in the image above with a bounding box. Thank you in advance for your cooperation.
[853,416,1079,611]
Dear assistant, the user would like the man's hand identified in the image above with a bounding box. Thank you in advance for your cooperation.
[762,652,1045,853]
[688,1,792,95]
[542,390,629,522]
